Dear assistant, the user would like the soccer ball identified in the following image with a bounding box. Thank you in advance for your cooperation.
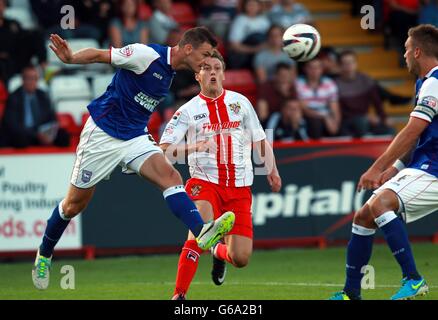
[282,24,321,62]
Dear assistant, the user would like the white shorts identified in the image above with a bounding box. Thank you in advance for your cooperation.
[70,117,162,188]
[372,168,438,223]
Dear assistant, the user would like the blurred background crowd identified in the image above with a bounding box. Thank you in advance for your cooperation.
[0,0,437,149]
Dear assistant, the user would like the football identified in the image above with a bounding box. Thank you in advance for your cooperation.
[282,24,321,62]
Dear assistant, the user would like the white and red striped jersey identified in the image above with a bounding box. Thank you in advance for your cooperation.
[160,90,266,187]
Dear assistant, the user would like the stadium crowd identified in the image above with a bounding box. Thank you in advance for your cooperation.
[0,0,435,148]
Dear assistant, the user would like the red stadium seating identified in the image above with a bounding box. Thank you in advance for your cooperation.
[57,113,81,135]
[223,69,257,105]
[171,2,197,27]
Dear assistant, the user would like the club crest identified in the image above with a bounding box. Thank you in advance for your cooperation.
[228,102,241,114]
[191,184,202,197]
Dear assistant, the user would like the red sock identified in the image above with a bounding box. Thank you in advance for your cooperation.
[215,243,232,264]
[174,240,203,296]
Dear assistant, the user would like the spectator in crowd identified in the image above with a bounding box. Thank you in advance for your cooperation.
[198,0,238,40]
[388,0,419,64]
[257,62,297,128]
[109,0,149,47]
[266,98,308,142]
[297,57,341,139]
[268,0,312,29]
[419,0,438,26]
[227,0,271,69]
[148,0,179,44]
[0,0,20,82]
[1,65,70,148]
[77,0,116,45]
[336,50,394,138]
[254,25,295,83]
[319,46,341,79]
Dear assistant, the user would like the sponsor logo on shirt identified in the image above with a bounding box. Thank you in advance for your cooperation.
[202,121,241,132]
[194,113,208,121]
[153,72,163,80]
[134,92,161,112]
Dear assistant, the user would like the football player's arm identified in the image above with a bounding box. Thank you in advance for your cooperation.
[379,140,418,185]
[358,117,429,191]
[159,109,212,158]
[244,98,282,192]
[358,78,438,191]
[49,34,110,64]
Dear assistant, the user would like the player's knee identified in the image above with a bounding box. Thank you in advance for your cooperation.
[62,200,87,219]
[229,252,250,268]
[368,193,397,218]
[353,208,375,228]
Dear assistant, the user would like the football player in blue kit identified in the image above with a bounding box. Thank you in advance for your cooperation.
[330,24,438,300]
[32,27,235,290]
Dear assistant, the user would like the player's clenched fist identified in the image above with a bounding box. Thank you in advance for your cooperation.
[357,167,382,192]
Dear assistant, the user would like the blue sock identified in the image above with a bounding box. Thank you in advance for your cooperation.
[39,201,70,257]
[344,224,375,298]
[163,186,204,237]
[375,211,421,280]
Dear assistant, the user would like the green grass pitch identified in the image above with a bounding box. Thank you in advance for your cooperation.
[1,243,437,300]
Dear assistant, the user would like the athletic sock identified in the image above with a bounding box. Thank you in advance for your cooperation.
[375,211,421,280]
[39,201,71,257]
[174,240,203,296]
[344,223,376,299]
[163,186,204,237]
[214,242,232,264]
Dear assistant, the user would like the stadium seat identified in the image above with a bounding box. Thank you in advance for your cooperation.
[50,75,92,103]
[8,74,49,93]
[91,74,114,99]
[56,99,91,125]
[171,3,197,27]
[223,69,257,104]
[56,112,81,136]
[4,7,36,30]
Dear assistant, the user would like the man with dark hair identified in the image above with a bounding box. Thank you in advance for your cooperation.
[31,27,234,291]
[330,24,438,300]
[336,50,394,138]
[2,65,69,148]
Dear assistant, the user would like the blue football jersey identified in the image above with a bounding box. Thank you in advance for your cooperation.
[87,43,176,140]
[408,66,438,177]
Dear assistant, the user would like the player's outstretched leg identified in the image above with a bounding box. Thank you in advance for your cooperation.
[32,186,94,290]
[139,154,235,250]
[329,204,376,300]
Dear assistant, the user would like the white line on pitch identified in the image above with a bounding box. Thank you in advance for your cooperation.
[137,281,438,289]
